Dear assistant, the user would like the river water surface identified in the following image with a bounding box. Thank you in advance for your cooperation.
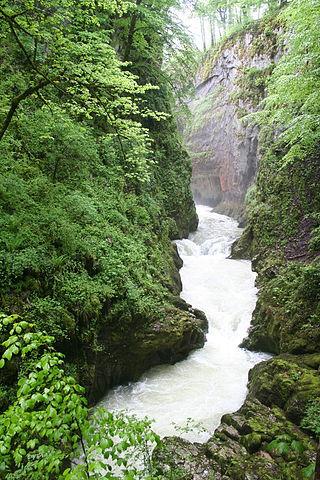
[101,205,268,442]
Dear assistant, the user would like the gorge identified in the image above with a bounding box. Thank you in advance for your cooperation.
[0,0,319,479]
[186,17,281,221]
[102,206,268,442]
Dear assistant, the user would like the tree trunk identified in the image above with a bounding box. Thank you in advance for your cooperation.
[228,6,233,27]
[210,17,216,46]
[123,0,142,61]
[200,17,206,51]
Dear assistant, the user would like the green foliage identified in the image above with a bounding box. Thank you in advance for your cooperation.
[301,462,316,480]
[238,0,320,356]
[0,313,180,479]
[244,5,320,241]
[0,0,166,184]
[266,434,306,457]
[259,0,320,166]
[0,313,87,479]
[0,0,197,399]
[301,399,320,437]
[266,434,316,479]
[67,409,162,480]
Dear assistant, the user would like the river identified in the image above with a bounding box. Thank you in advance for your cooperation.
[101,205,268,442]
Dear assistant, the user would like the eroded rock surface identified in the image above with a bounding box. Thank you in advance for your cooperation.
[154,355,318,480]
[185,21,281,221]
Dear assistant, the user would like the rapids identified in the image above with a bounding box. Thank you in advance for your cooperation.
[101,205,268,442]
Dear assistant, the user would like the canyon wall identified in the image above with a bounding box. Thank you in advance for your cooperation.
[155,12,320,479]
[185,21,280,220]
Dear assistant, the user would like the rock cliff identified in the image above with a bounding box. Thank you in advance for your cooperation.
[155,13,320,479]
[185,19,280,220]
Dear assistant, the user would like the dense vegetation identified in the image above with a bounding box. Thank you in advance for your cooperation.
[0,0,319,478]
[0,1,201,478]
[239,0,320,356]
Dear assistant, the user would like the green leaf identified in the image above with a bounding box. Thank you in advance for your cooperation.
[302,462,315,479]
[3,349,12,361]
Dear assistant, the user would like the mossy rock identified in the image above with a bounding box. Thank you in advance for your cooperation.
[242,259,320,355]
[153,436,212,480]
[156,398,316,480]
[248,356,320,424]
[241,432,263,453]
[231,226,253,259]
[84,305,207,404]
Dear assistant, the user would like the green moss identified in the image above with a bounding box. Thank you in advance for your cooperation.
[241,432,263,452]
[242,260,320,354]
[234,64,275,108]
[249,357,320,424]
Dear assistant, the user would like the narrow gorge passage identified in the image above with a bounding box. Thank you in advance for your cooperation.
[102,205,269,442]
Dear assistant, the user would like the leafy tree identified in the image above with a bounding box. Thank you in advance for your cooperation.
[258,0,320,166]
[0,313,164,479]
[0,0,166,184]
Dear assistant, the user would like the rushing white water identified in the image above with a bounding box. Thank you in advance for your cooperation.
[101,205,268,442]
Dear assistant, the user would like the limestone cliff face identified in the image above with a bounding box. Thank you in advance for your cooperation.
[185,22,280,220]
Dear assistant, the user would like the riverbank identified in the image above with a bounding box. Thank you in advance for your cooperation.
[101,206,267,443]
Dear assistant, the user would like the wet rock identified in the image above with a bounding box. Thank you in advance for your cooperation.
[231,227,254,259]
[185,21,281,220]
[86,306,207,404]
[170,243,183,293]
[154,436,212,480]
[215,424,241,441]
[156,398,316,480]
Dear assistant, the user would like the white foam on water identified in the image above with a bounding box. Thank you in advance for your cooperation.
[101,205,268,442]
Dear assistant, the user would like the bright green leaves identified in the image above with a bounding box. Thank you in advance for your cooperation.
[301,399,320,437]
[0,314,55,367]
[0,313,168,479]
[265,434,315,479]
[260,0,320,166]
[65,408,162,480]
[0,313,87,479]
[302,462,316,479]
[0,0,169,184]
[266,435,306,456]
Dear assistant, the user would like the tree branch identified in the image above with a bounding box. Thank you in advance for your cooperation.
[75,418,90,479]
[0,79,50,141]
[123,0,143,61]
[0,8,33,37]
